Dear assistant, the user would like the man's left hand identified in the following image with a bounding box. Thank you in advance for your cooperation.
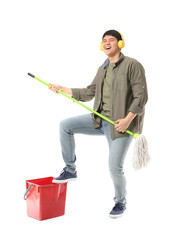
[114,118,130,133]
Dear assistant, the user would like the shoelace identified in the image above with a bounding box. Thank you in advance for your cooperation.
[113,204,124,211]
[60,169,67,176]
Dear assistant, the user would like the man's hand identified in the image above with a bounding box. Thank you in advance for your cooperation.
[48,84,72,96]
[114,118,131,133]
[114,112,137,133]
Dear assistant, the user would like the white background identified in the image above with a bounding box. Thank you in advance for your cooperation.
[1,0,181,239]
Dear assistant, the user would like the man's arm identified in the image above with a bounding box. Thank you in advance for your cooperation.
[128,61,148,115]
[114,61,148,133]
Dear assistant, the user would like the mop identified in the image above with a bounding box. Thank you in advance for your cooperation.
[28,73,150,170]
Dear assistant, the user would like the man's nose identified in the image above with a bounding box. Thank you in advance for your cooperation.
[105,41,111,45]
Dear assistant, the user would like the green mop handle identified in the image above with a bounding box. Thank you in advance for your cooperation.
[27,73,135,138]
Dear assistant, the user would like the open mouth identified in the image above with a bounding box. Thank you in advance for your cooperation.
[105,46,111,50]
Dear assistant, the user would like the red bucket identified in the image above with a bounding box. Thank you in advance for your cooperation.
[24,177,67,220]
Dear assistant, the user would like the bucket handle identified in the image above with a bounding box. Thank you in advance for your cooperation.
[24,184,33,200]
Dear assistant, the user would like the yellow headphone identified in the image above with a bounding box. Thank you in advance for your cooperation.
[100,32,125,51]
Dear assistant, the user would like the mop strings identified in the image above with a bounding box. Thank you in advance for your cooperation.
[133,134,150,170]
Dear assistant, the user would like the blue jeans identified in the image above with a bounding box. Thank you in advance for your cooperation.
[59,114,132,206]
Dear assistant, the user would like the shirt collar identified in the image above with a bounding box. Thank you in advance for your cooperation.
[102,53,125,69]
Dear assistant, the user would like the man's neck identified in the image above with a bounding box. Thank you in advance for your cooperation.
[109,52,121,63]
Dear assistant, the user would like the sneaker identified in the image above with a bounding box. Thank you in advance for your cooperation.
[52,169,77,183]
[109,204,126,218]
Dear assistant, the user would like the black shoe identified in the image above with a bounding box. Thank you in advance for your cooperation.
[109,204,126,218]
[52,169,77,183]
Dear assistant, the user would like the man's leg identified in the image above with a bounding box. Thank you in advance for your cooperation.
[101,120,132,217]
[108,135,132,206]
[59,114,104,173]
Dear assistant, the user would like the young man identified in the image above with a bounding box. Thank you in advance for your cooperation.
[49,30,148,218]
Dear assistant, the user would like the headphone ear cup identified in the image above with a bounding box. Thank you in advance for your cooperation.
[100,42,103,51]
[118,40,125,49]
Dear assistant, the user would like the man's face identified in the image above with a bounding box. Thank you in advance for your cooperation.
[102,35,120,57]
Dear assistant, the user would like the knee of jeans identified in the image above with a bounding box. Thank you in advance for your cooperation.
[59,119,73,135]
[109,163,124,176]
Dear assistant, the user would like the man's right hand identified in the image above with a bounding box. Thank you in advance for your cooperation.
[48,84,72,96]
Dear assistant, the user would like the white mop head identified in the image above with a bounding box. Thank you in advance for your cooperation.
[132,135,150,170]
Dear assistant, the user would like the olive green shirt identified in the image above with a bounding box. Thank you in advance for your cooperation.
[72,53,148,139]
[101,63,115,117]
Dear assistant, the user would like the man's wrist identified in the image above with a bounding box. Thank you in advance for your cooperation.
[125,112,137,124]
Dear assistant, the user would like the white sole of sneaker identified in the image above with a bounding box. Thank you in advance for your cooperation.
[52,178,77,184]
[109,212,125,219]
